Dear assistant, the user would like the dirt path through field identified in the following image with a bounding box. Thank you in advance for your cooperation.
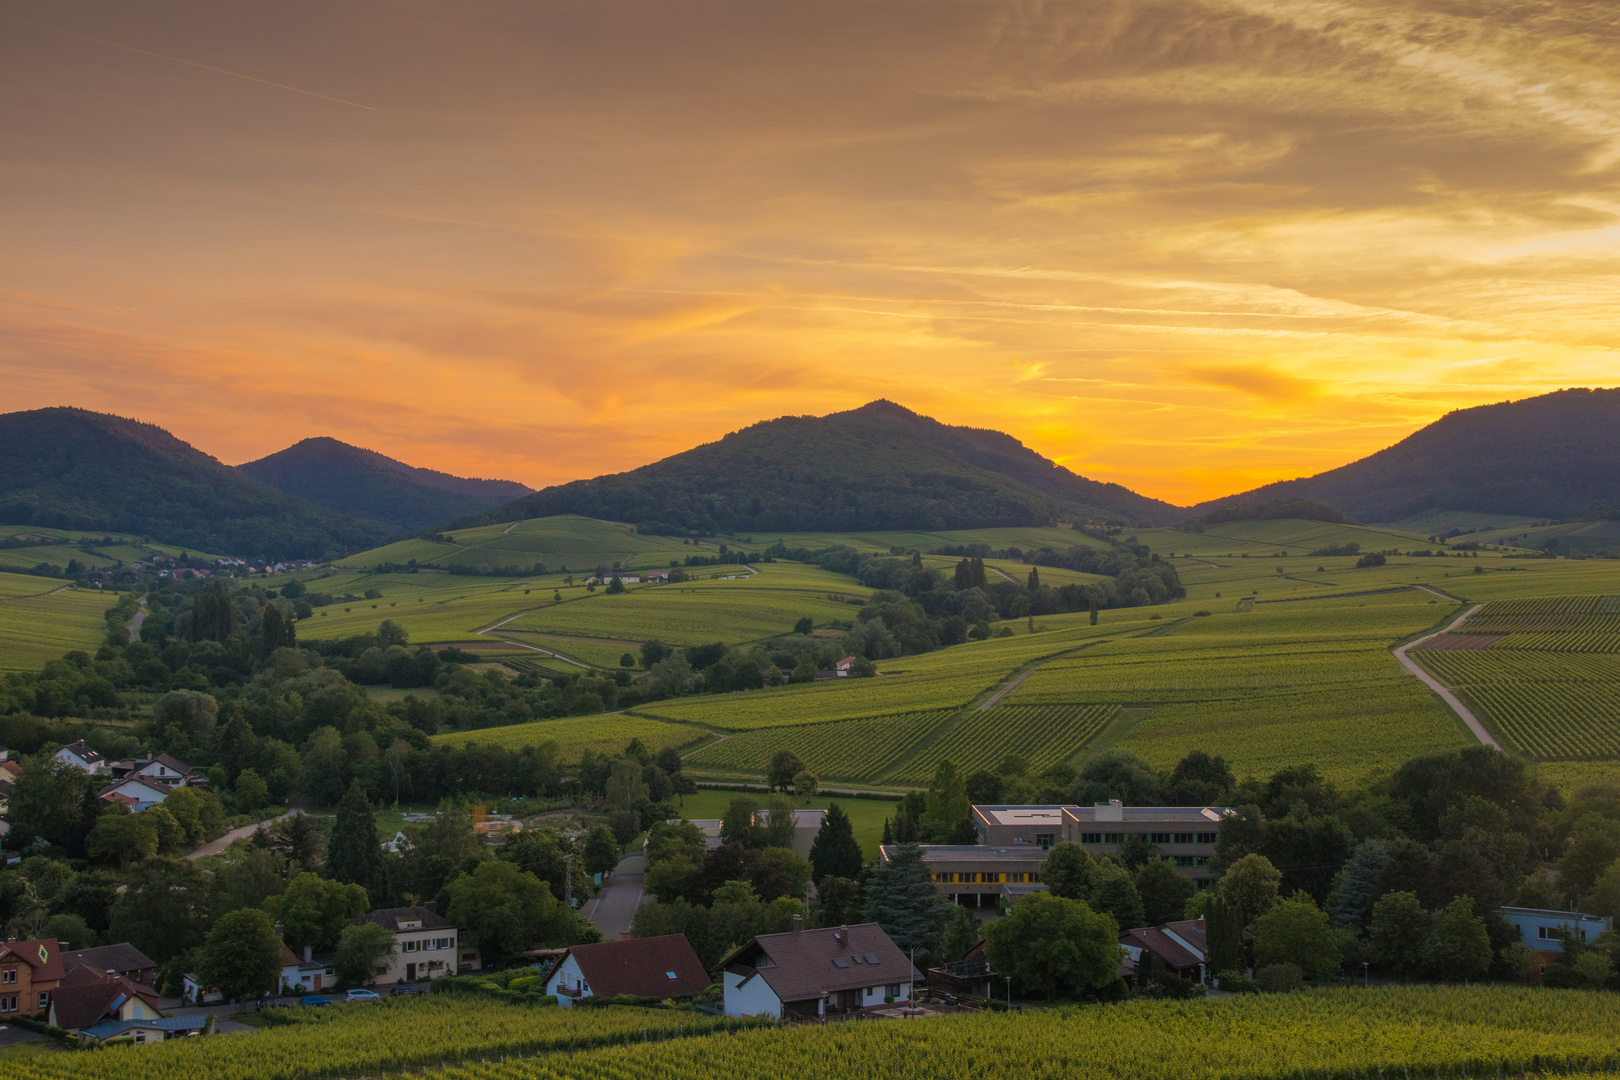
[126,597,147,642]
[1392,603,1499,749]
[981,666,1039,709]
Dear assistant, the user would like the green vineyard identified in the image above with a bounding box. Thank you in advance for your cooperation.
[429,987,1609,1080]
[888,703,1116,783]
[0,997,759,1080]
[1477,596,1605,616]
[1418,646,1620,760]
[681,709,957,780]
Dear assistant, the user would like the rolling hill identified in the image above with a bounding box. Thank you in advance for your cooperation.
[0,408,395,559]
[238,437,531,532]
[455,400,1181,533]
[1194,388,1620,523]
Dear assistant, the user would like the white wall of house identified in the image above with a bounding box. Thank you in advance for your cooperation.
[544,954,590,1006]
[722,970,782,1018]
[375,931,464,983]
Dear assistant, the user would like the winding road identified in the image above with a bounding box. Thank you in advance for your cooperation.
[1391,603,1499,749]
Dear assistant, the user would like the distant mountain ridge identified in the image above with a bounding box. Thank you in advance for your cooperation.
[238,437,531,532]
[1193,388,1620,522]
[455,400,1182,533]
[0,409,394,559]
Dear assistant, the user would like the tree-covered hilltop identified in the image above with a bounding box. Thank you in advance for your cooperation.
[456,400,1183,534]
[1193,387,1620,522]
[0,408,395,560]
[238,436,531,532]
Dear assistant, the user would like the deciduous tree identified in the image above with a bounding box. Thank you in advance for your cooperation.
[984,893,1121,998]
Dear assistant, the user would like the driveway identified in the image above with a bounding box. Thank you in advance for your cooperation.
[1392,604,1500,749]
[581,853,647,939]
[187,800,308,860]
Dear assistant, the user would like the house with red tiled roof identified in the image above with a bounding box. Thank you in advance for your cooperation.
[723,918,918,1019]
[544,934,709,1006]
[0,937,66,1018]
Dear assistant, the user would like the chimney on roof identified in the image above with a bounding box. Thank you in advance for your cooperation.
[620,932,630,942]
[304,945,312,963]
[791,915,802,934]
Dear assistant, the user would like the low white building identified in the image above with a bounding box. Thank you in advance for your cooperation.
[1498,906,1613,956]
[723,918,917,1020]
[544,934,709,1006]
[55,740,108,775]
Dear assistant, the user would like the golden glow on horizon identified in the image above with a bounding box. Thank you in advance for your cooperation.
[2,0,1618,505]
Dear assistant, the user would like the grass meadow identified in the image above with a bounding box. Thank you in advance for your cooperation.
[0,575,116,670]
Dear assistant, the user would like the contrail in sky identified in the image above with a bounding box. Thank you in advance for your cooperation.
[1,12,383,111]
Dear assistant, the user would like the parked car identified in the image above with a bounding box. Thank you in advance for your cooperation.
[390,985,423,996]
[346,988,380,1001]
[301,996,333,1007]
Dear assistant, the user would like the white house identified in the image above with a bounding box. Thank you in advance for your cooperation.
[349,906,477,984]
[277,943,335,994]
[97,777,173,812]
[544,934,708,1006]
[1497,906,1614,956]
[55,740,107,775]
[723,918,917,1020]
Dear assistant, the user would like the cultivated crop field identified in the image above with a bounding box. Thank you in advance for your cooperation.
[1415,597,1620,761]
[682,709,957,781]
[0,997,758,1080]
[502,574,866,646]
[889,703,1117,784]
[431,713,711,761]
[0,578,117,670]
[426,986,1613,1080]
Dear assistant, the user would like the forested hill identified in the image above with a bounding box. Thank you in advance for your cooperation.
[0,409,395,559]
[1192,388,1620,522]
[457,400,1182,534]
[239,437,531,532]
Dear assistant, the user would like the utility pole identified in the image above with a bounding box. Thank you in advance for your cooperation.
[565,854,575,907]
[1006,975,1012,1012]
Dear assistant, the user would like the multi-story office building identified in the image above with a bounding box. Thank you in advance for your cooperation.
[897,801,1232,907]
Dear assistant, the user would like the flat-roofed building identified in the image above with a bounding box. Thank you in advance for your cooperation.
[972,805,1067,850]
[881,844,1045,908]
[906,801,1232,906]
[1062,801,1228,886]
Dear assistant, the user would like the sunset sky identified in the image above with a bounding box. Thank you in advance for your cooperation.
[3,0,1618,506]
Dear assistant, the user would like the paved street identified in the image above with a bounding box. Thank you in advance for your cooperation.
[580,853,646,939]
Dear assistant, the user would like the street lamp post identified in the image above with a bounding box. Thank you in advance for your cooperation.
[1005,975,1012,1013]
[1363,961,1369,989]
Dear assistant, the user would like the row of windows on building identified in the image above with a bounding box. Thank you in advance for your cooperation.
[0,993,46,1012]
[932,872,1041,885]
[1077,832,1218,845]
[402,936,456,954]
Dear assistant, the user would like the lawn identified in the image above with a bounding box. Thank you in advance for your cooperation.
[431,714,712,762]
[0,581,117,670]
[673,787,898,858]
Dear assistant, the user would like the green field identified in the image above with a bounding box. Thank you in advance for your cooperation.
[674,788,896,857]
[1414,596,1620,762]
[430,714,712,761]
[432,987,1615,1080]
[888,703,1117,784]
[683,709,957,781]
[0,575,117,670]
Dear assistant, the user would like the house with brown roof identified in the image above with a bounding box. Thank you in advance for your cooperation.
[48,964,165,1033]
[55,740,109,775]
[723,918,918,1019]
[0,937,66,1017]
[1118,916,1250,984]
[544,934,709,1006]
[350,906,478,984]
[63,943,156,986]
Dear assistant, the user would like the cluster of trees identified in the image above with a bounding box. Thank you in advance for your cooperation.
[1,777,604,1004]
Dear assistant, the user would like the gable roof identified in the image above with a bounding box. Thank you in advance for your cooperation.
[0,938,65,981]
[729,923,917,1003]
[354,906,454,933]
[59,739,104,763]
[1120,926,1201,970]
[50,972,164,1030]
[559,935,709,999]
[64,943,156,977]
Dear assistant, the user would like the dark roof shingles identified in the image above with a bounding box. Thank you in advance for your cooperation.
[564,935,710,999]
[743,923,918,1003]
